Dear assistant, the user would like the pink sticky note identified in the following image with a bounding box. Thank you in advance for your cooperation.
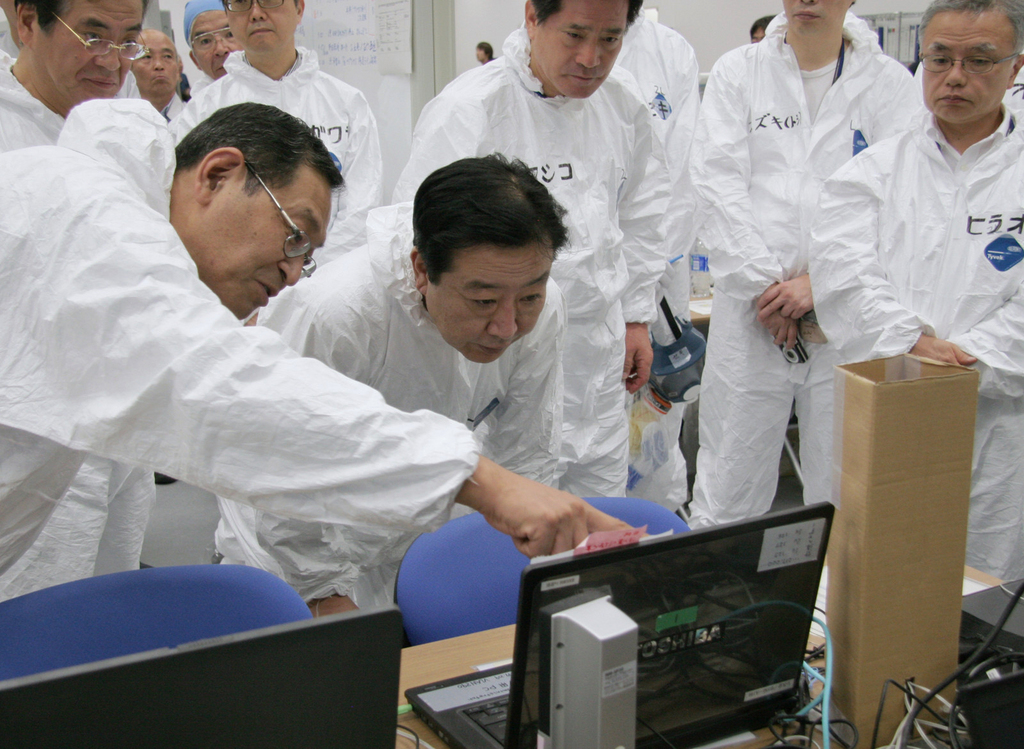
[574,526,647,556]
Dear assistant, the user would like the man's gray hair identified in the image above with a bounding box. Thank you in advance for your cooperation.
[922,0,1024,53]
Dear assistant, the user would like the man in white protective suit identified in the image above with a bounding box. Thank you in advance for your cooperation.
[133,29,184,121]
[173,0,382,262]
[810,0,1024,580]
[0,0,146,149]
[0,0,156,601]
[216,155,570,615]
[615,7,700,510]
[687,1,920,527]
[0,99,628,578]
[183,0,241,94]
[393,0,670,499]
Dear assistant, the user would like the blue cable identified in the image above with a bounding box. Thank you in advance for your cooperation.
[708,604,832,749]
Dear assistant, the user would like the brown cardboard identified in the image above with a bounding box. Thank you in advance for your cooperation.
[827,355,978,746]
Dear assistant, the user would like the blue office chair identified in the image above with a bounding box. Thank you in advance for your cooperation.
[0,564,312,681]
[396,496,689,645]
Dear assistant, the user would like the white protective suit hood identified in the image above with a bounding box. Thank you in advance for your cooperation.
[0,50,64,150]
[173,46,383,263]
[59,98,175,218]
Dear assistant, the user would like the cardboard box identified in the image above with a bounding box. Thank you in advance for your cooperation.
[827,355,978,745]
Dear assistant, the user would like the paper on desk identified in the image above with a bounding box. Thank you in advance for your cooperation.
[808,567,995,639]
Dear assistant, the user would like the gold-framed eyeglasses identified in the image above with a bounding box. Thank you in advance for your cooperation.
[245,162,316,279]
[54,15,149,60]
[191,26,234,51]
[921,52,1020,75]
[225,0,285,13]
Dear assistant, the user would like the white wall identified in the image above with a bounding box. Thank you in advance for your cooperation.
[451,0,932,76]
[453,0,523,76]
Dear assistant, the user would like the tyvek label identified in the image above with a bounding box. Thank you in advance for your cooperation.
[985,235,1024,272]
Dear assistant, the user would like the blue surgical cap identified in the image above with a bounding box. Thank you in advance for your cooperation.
[184,0,226,46]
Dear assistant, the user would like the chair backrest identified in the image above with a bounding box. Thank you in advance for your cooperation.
[0,564,311,681]
[395,496,689,645]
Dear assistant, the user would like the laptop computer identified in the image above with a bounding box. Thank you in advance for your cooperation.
[407,503,833,749]
[0,605,403,749]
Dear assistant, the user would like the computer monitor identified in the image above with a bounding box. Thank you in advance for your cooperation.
[0,606,403,749]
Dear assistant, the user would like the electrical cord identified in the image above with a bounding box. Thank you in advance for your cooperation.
[396,725,440,749]
[897,577,1024,748]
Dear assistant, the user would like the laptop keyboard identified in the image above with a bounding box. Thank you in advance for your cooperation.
[465,698,509,743]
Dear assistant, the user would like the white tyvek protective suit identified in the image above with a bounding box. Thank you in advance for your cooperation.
[616,15,701,510]
[188,70,216,97]
[810,110,1024,580]
[688,13,920,527]
[0,52,155,600]
[0,98,478,575]
[173,48,383,262]
[0,51,62,150]
[215,204,566,607]
[393,28,669,497]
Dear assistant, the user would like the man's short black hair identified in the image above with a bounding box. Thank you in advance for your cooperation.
[750,15,774,39]
[14,0,149,32]
[530,0,644,27]
[175,103,344,196]
[413,154,570,283]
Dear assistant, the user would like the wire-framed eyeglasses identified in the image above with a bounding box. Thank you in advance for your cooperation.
[54,15,149,60]
[245,163,316,279]
[191,26,234,51]
[920,52,1020,75]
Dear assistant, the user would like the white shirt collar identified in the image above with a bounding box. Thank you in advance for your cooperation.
[926,107,1014,172]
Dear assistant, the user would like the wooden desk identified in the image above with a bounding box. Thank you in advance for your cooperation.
[397,625,516,747]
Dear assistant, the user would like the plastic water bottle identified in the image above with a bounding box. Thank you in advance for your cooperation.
[690,242,712,298]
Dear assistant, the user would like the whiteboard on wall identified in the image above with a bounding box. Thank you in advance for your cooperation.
[293,0,413,198]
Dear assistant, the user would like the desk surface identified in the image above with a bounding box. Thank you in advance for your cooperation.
[397,625,515,747]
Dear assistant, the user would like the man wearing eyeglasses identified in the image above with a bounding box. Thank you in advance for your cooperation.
[173,0,382,263]
[183,0,241,93]
[133,29,184,121]
[0,0,146,149]
[0,99,627,580]
[810,0,1024,580]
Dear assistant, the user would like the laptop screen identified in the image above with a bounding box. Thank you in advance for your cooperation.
[0,606,403,749]
[506,504,832,749]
